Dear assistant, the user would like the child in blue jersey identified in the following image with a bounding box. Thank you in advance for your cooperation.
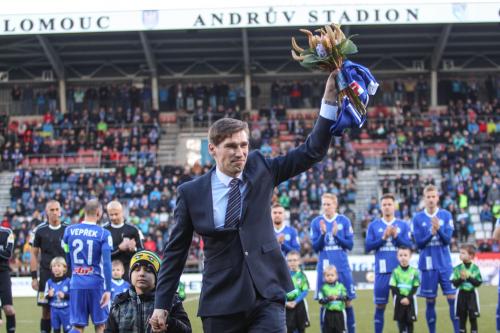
[111,260,130,302]
[493,218,500,333]
[44,257,71,333]
[365,193,412,333]
[310,193,355,333]
[272,204,301,256]
[61,199,113,333]
[412,185,459,333]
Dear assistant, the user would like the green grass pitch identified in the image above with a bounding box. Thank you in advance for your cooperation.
[13,286,498,332]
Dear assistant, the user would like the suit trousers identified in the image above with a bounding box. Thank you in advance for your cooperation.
[202,292,286,333]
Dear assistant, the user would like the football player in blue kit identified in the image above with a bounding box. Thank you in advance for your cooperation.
[412,185,459,333]
[62,200,113,333]
[272,204,300,256]
[365,193,412,333]
[311,193,356,333]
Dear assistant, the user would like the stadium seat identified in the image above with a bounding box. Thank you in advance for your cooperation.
[475,231,485,240]
[469,206,479,214]
[483,223,493,232]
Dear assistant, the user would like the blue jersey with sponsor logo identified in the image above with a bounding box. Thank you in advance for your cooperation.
[111,279,130,301]
[412,209,453,271]
[62,222,113,290]
[44,277,71,308]
[311,214,353,272]
[365,218,412,274]
[274,225,300,256]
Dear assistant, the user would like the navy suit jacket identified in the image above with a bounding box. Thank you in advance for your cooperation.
[155,116,334,317]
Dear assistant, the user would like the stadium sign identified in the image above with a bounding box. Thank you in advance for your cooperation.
[1,3,499,35]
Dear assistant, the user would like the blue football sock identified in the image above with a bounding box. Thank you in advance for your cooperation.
[497,296,500,332]
[374,306,385,333]
[448,298,459,333]
[426,300,436,333]
[346,306,356,333]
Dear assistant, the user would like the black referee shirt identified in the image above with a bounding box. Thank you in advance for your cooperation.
[0,226,14,272]
[31,222,67,272]
[103,222,144,268]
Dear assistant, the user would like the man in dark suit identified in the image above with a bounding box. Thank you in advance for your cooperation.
[151,72,342,332]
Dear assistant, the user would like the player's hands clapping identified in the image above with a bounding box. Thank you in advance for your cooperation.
[460,270,468,280]
[277,234,285,244]
[382,227,392,240]
[332,222,338,236]
[320,220,327,234]
[431,217,440,235]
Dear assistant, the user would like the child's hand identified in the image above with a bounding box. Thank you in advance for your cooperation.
[286,301,296,309]
[328,295,337,301]
[460,270,468,280]
[48,288,54,297]
[57,291,65,300]
[400,298,410,306]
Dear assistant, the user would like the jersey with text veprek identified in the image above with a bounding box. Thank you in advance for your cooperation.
[62,222,112,289]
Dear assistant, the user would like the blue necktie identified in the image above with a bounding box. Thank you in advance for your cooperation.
[224,178,241,229]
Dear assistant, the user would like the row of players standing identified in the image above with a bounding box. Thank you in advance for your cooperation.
[274,185,486,333]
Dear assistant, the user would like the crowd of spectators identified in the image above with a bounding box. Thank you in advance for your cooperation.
[1,105,161,170]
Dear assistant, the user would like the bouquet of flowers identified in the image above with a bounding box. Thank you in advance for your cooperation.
[291,23,378,136]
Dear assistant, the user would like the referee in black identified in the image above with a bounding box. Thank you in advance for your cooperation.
[30,200,67,333]
[0,224,16,332]
[104,200,144,280]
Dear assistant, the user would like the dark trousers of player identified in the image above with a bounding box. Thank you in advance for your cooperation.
[201,294,285,333]
[456,290,479,333]
[0,270,16,333]
[323,310,345,333]
[286,301,308,333]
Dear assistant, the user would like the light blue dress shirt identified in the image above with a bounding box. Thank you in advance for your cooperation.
[211,168,246,229]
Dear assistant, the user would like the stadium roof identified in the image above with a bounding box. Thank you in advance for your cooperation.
[0,1,499,82]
